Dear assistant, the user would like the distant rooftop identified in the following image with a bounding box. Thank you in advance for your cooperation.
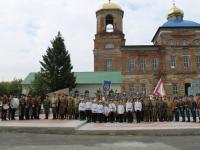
[21,72,122,85]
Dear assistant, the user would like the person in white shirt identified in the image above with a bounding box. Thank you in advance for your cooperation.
[117,100,125,123]
[108,100,116,123]
[85,98,92,122]
[103,102,109,123]
[134,99,142,123]
[126,98,133,123]
[97,100,104,123]
[91,99,98,123]
[78,99,86,120]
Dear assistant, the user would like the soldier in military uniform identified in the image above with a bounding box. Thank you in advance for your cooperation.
[31,97,37,119]
[157,97,164,122]
[196,94,200,122]
[171,97,177,121]
[143,97,150,122]
[152,97,158,122]
[43,95,50,119]
[179,97,186,122]
[56,94,61,119]
[50,93,58,119]
[166,97,173,121]
[59,94,67,119]
[19,95,25,120]
[174,98,180,122]
[191,96,197,122]
[24,96,31,120]
[64,95,68,119]
[38,96,42,119]
[185,97,191,122]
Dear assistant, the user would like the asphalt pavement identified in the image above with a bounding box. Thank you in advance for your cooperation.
[0,133,199,150]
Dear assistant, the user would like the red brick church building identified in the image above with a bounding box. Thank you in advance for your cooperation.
[93,1,200,96]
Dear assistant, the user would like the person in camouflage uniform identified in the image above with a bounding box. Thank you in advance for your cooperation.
[50,93,58,119]
[64,94,68,119]
[157,97,165,122]
[67,96,74,120]
[143,97,151,122]
[59,94,67,119]
[152,97,158,122]
[43,95,50,119]
[166,97,173,121]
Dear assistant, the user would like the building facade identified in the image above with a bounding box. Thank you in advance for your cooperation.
[21,72,122,97]
[94,1,200,96]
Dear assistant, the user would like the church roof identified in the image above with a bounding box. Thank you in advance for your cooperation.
[99,1,122,11]
[162,20,200,27]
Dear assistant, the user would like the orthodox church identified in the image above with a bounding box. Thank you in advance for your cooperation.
[93,1,200,96]
[22,1,200,97]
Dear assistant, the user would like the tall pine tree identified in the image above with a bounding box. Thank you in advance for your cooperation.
[40,32,76,92]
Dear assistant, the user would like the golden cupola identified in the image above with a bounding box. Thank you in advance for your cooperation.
[167,3,184,20]
[99,0,122,11]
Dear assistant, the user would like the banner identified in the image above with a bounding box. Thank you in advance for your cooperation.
[103,80,111,91]
[153,78,166,97]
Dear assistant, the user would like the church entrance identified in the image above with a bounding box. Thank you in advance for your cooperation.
[185,83,191,96]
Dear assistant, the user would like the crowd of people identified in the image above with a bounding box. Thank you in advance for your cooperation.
[1,93,200,123]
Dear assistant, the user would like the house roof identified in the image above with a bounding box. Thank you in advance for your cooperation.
[74,72,122,84]
[21,72,36,85]
[21,71,122,85]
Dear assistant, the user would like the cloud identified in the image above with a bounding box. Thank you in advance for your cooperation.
[0,0,200,81]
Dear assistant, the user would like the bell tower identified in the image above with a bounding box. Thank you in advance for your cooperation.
[94,1,125,71]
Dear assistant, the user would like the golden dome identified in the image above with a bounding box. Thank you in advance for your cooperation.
[167,3,184,19]
[99,1,122,10]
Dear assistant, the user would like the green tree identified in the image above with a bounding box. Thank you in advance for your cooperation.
[0,79,22,96]
[40,32,76,92]
[29,72,48,98]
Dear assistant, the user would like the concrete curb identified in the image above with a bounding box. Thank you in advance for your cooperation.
[75,128,200,136]
[1,121,200,136]
[0,126,76,134]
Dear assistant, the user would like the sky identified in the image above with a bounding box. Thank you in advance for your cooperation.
[0,0,200,81]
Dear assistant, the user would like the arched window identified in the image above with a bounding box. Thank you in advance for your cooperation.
[192,39,200,45]
[167,39,176,46]
[180,38,188,46]
[105,43,114,49]
[105,15,114,32]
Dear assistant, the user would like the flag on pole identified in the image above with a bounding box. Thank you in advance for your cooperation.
[103,80,111,91]
[153,78,166,97]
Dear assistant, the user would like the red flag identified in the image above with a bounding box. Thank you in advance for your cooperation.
[153,79,166,97]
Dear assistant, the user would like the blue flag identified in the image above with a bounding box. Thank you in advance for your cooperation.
[103,80,111,91]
